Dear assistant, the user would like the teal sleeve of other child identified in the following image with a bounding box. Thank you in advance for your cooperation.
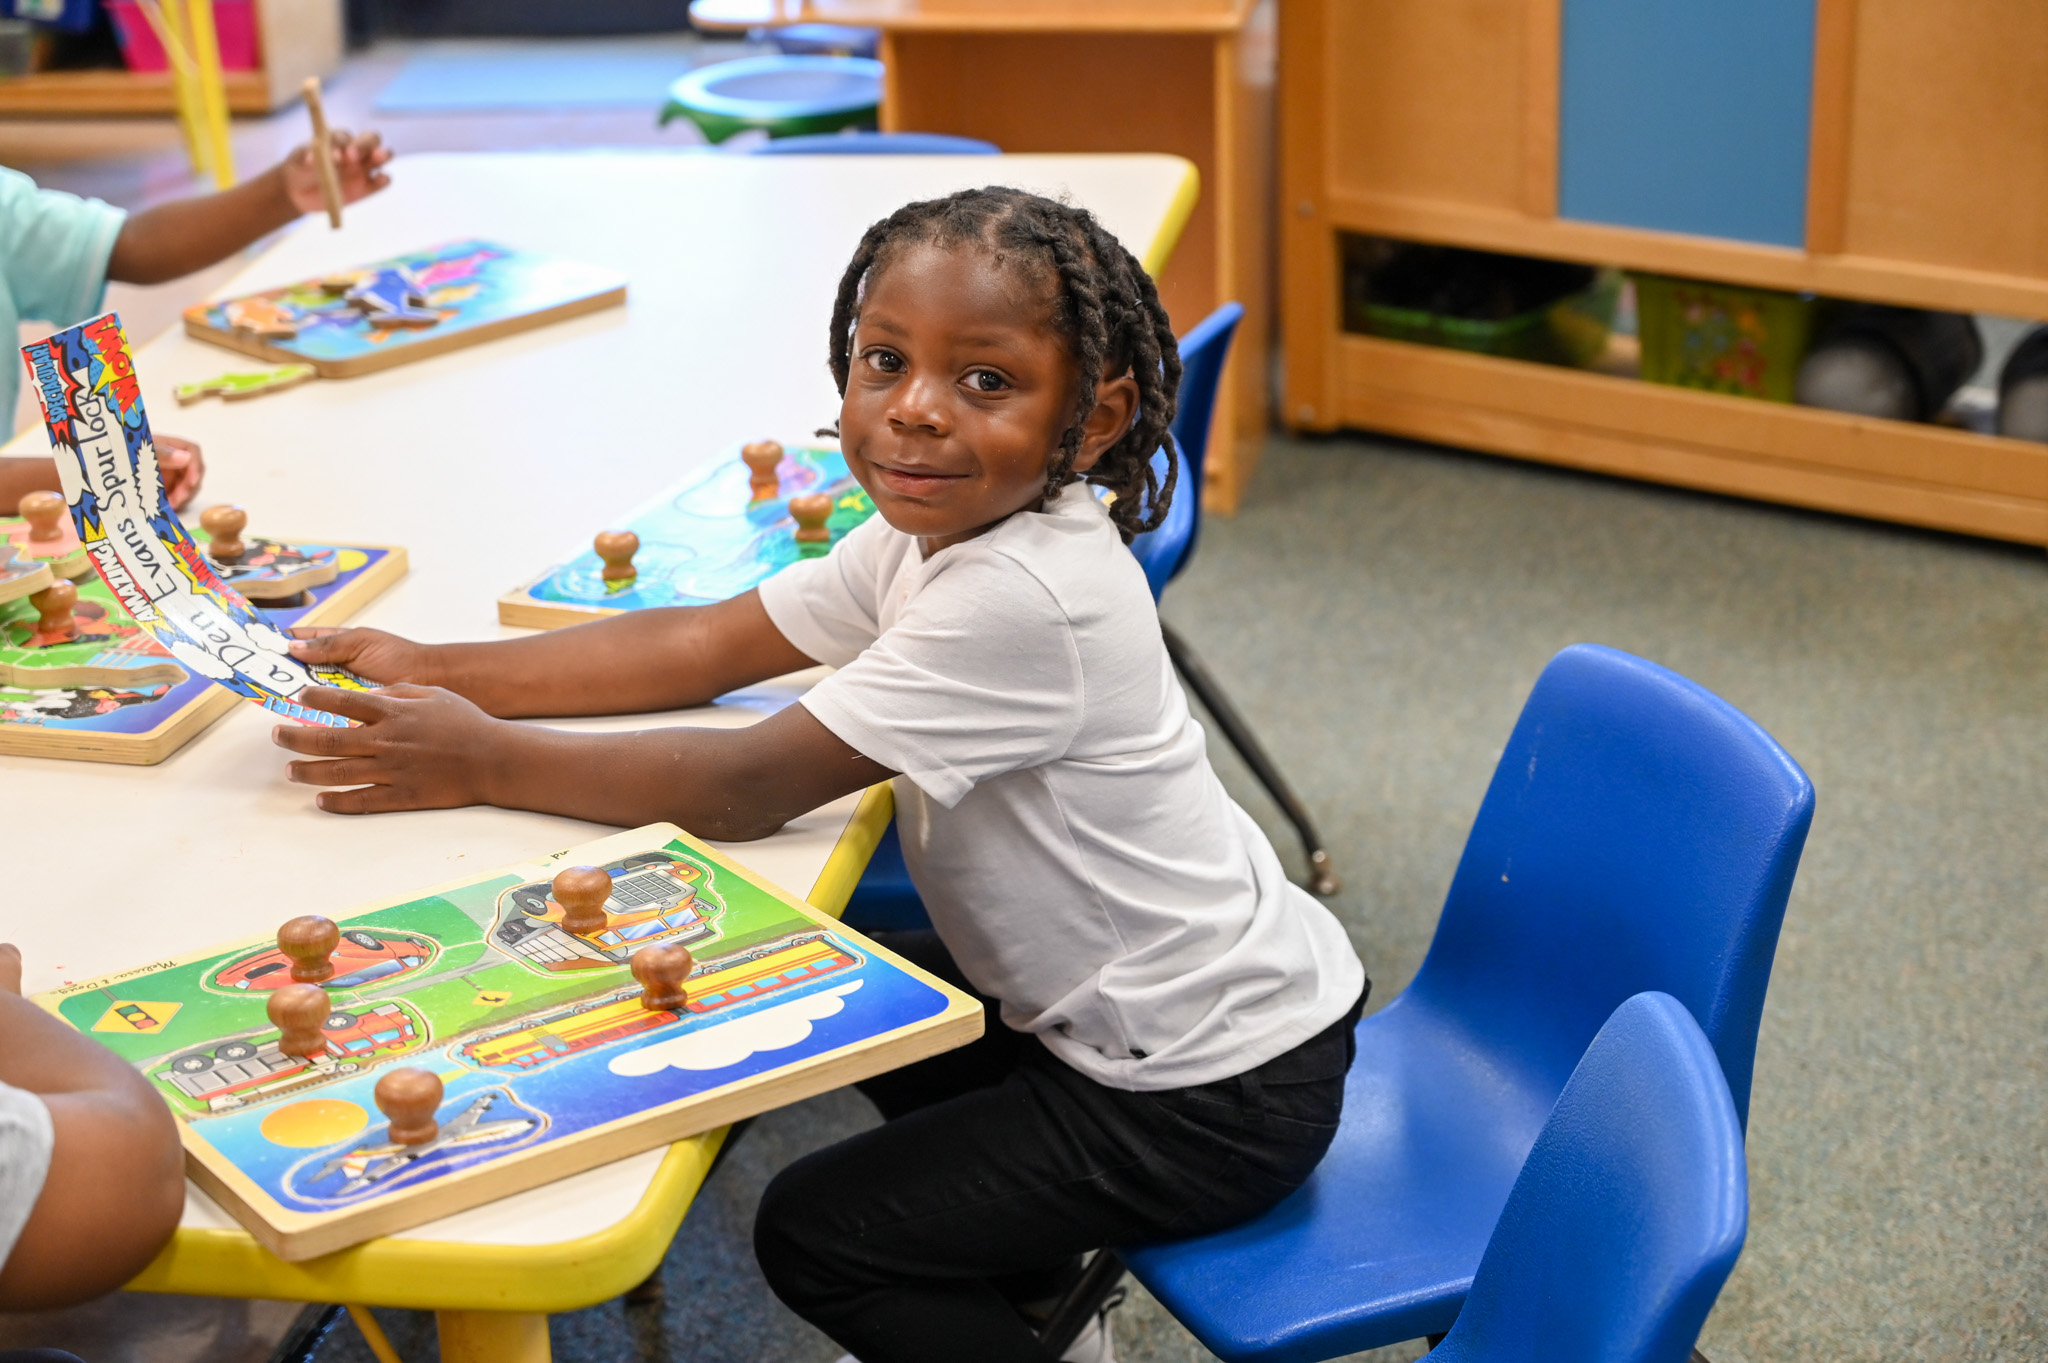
[0,1078,54,1272]
[0,165,128,428]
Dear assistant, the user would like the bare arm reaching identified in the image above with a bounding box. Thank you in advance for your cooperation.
[275,590,895,835]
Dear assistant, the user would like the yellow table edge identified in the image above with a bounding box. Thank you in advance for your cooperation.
[122,156,1195,1311]
[127,783,896,1312]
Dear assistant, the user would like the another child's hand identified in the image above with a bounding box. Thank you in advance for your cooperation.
[282,130,393,215]
[272,684,508,814]
[156,434,204,510]
[289,626,433,686]
[0,944,20,994]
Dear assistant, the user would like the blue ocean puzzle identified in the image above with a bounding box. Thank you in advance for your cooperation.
[183,239,627,378]
[499,443,878,629]
[37,824,980,1260]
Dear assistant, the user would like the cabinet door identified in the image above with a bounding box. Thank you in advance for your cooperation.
[1834,0,2048,279]
[1559,0,1817,247]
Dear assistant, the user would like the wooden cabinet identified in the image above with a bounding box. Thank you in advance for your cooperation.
[0,0,340,116]
[1281,0,2048,544]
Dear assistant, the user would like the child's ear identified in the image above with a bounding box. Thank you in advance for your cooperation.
[1071,369,1141,475]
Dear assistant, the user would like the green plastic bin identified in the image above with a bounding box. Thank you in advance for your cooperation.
[1634,273,1818,402]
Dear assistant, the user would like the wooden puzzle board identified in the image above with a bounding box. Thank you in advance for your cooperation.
[183,240,627,379]
[498,444,878,629]
[0,532,406,764]
[36,824,982,1261]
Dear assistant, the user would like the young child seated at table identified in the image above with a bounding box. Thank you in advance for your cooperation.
[273,186,1367,1363]
[0,943,184,1319]
[0,128,394,515]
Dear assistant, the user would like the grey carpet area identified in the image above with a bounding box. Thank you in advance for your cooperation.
[11,431,2041,1361]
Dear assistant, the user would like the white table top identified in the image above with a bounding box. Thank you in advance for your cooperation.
[3,151,1195,1252]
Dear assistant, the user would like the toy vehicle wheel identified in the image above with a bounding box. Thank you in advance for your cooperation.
[172,1052,215,1073]
[324,1011,358,1030]
[344,930,382,949]
[216,1041,258,1061]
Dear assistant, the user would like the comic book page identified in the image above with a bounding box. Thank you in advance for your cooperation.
[19,314,370,726]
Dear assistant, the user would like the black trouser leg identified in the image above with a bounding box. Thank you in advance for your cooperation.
[753,932,1362,1363]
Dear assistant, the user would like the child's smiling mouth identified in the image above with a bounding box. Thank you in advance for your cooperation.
[867,458,967,498]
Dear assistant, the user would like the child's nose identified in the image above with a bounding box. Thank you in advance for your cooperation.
[886,372,951,434]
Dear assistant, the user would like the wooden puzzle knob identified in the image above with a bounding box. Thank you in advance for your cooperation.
[742,441,784,501]
[789,493,833,544]
[374,1068,443,1147]
[19,490,66,543]
[552,865,612,936]
[594,530,639,583]
[631,943,693,1012]
[267,983,331,1060]
[29,580,77,641]
[200,504,248,563]
[278,915,341,985]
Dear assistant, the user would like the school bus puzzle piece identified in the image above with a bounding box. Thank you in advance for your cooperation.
[35,824,982,1260]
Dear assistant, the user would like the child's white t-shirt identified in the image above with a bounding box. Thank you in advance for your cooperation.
[759,485,1366,1091]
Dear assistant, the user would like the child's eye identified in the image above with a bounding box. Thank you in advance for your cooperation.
[967,370,1008,392]
[863,348,904,373]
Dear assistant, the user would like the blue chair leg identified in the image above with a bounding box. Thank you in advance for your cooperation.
[1163,622,1340,896]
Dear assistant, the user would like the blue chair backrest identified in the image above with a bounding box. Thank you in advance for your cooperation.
[1430,992,1747,1363]
[752,131,1001,155]
[1408,643,1812,1129]
[1129,301,1242,600]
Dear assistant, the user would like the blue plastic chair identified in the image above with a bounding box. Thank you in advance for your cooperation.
[1124,303,1340,894]
[750,131,1000,156]
[1428,991,1747,1363]
[1107,643,1811,1360]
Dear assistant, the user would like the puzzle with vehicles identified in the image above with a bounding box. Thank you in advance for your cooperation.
[36,823,980,1259]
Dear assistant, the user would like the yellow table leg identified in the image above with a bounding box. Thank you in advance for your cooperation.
[345,1306,404,1363]
[435,1310,551,1363]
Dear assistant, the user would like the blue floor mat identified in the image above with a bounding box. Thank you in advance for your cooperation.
[373,38,723,113]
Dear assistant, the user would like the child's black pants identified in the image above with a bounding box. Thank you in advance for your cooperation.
[754,930,1365,1363]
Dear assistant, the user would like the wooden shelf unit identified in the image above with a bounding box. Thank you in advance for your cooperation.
[1280,0,2048,545]
[0,0,340,116]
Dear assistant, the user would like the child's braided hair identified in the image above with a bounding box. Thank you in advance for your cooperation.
[825,186,1183,542]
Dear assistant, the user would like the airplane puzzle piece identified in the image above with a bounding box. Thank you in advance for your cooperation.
[343,268,442,328]
[174,365,317,405]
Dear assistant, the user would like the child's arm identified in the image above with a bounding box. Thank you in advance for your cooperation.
[274,592,896,834]
[106,131,391,285]
[0,945,185,1309]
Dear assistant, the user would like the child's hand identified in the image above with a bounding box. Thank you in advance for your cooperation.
[0,944,19,995]
[282,130,393,215]
[272,684,509,814]
[156,434,205,511]
[289,627,434,686]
